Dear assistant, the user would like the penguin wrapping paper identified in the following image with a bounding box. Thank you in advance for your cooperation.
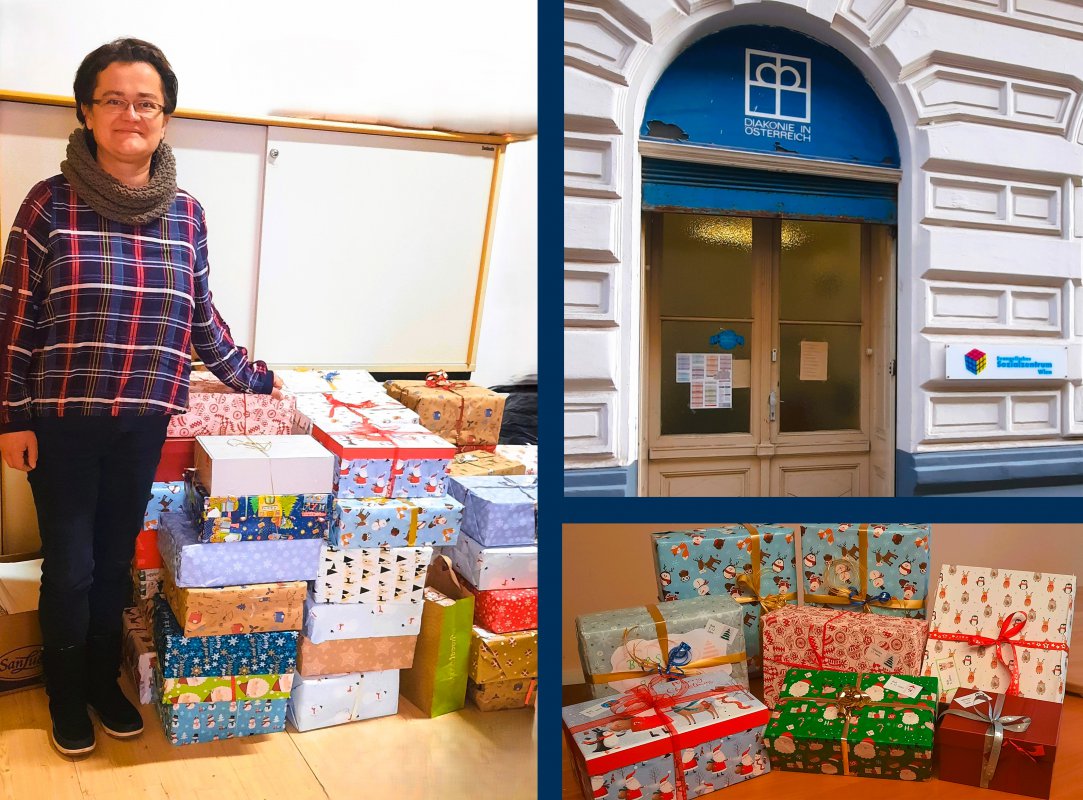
[330,496,462,548]
[447,475,538,546]
[650,525,798,673]
[799,523,931,619]
[159,566,306,637]
[761,605,928,708]
[447,449,527,477]
[150,595,299,678]
[312,544,432,604]
[156,667,292,704]
[287,669,399,732]
[302,590,424,644]
[275,368,378,394]
[184,471,331,543]
[469,626,538,685]
[158,512,322,589]
[562,676,770,800]
[465,580,538,634]
[193,435,335,498]
[167,371,296,438]
[467,677,536,711]
[576,595,749,700]
[122,606,157,704]
[296,633,417,676]
[921,564,1075,703]
[449,533,537,590]
[145,481,185,531]
[494,444,537,475]
[763,668,937,780]
[385,377,506,447]
[153,691,287,746]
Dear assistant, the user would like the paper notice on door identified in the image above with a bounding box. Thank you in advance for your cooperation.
[684,353,732,409]
[676,353,692,383]
[799,340,828,381]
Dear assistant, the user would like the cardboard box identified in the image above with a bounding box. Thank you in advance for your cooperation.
[122,606,157,704]
[194,435,333,497]
[447,450,526,478]
[160,566,305,637]
[168,371,296,437]
[0,555,43,695]
[131,565,161,604]
[330,496,462,548]
[297,633,417,676]
[287,669,399,732]
[385,378,505,447]
[447,475,537,546]
[469,626,537,685]
[312,544,432,604]
[468,677,536,711]
[450,534,537,590]
[302,590,424,644]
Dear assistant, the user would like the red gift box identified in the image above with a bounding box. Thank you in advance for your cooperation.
[155,438,195,482]
[937,687,1061,798]
[464,578,537,634]
[134,528,161,570]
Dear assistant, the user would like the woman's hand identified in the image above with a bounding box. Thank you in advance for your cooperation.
[271,373,285,402]
[0,430,38,471]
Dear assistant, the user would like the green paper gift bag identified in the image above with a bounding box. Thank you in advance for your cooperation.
[400,555,476,717]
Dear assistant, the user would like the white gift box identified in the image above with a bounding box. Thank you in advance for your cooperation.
[194,435,334,497]
[313,544,433,604]
[302,590,424,643]
[286,669,399,732]
[292,391,419,435]
[277,368,378,394]
[449,535,537,591]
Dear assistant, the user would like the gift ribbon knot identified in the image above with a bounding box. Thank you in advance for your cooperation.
[939,691,1033,788]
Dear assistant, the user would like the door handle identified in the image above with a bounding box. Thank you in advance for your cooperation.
[768,390,777,422]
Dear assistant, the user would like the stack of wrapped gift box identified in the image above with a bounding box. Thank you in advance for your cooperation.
[446,474,538,711]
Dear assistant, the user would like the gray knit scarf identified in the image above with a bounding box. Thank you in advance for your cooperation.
[60,127,177,226]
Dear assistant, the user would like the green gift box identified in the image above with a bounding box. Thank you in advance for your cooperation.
[764,668,938,781]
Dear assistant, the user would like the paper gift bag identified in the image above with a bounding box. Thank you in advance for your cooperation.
[399,555,476,717]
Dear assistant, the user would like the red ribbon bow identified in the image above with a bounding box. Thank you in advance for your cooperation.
[609,677,692,800]
[425,370,468,390]
[963,612,1028,696]
[324,393,378,421]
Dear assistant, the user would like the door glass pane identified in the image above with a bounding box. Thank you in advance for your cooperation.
[660,215,753,319]
[778,323,860,432]
[779,220,861,322]
[660,320,751,436]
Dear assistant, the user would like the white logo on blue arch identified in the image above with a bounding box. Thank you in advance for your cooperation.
[745,49,811,123]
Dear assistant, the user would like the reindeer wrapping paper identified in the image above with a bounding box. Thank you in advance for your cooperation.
[156,667,292,704]
[494,444,537,475]
[122,606,157,704]
[167,371,296,438]
[303,590,424,644]
[447,475,538,546]
[577,595,750,700]
[154,692,288,746]
[468,677,536,711]
[562,677,770,800]
[651,525,798,673]
[145,481,185,531]
[276,368,378,394]
[385,378,506,447]
[762,605,928,708]
[312,544,432,604]
[921,564,1075,703]
[450,533,536,591]
[763,668,937,780]
[159,566,306,637]
[184,472,331,543]
[296,633,417,676]
[330,496,463,548]
[150,595,299,678]
[287,669,400,732]
[158,512,322,589]
[799,523,931,619]
[469,626,538,685]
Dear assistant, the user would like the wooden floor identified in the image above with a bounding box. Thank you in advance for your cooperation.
[0,677,536,800]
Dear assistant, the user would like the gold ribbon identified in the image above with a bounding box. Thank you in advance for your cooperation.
[364,497,421,545]
[732,525,798,642]
[803,524,925,613]
[585,604,746,684]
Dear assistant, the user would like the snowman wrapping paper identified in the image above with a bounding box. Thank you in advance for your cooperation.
[763,668,937,780]
[650,525,798,673]
[312,544,432,604]
[921,564,1075,703]
[799,523,930,618]
[286,669,399,732]
[331,496,463,548]
[154,694,288,745]
[576,596,749,699]
[562,676,770,800]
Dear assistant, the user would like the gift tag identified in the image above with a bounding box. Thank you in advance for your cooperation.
[954,691,989,709]
[884,676,923,698]
[865,644,896,670]
[457,453,479,463]
[704,618,741,649]
[935,657,961,704]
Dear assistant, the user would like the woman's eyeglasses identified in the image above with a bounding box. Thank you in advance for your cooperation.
[90,98,165,119]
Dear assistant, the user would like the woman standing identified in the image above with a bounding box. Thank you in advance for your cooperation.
[0,38,281,756]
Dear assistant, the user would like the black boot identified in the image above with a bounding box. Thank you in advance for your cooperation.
[41,645,96,757]
[85,632,143,738]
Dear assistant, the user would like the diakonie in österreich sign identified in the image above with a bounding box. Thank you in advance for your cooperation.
[945,344,1068,380]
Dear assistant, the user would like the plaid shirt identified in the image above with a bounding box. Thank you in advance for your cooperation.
[0,175,272,433]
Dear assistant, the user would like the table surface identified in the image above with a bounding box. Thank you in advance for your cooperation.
[562,681,1081,800]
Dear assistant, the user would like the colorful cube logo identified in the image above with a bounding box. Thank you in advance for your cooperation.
[965,348,987,375]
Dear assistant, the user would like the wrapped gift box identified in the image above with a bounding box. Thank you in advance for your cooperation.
[651,525,798,672]
[385,377,505,447]
[450,534,537,590]
[155,439,195,482]
[184,471,330,543]
[799,523,930,619]
[468,677,536,711]
[145,481,185,530]
[466,581,537,634]
[160,566,305,637]
[303,590,424,644]
[291,390,419,436]
[154,692,288,745]
[193,435,333,498]
[494,444,536,475]
[936,687,1061,798]
[564,677,771,800]
[134,528,162,570]
[158,668,292,704]
[330,496,462,548]
[332,454,451,500]
[276,368,378,394]
[168,372,295,438]
[447,450,526,478]
[122,606,157,704]
[764,668,937,780]
[286,669,399,732]
[922,565,1074,703]
[131,565,161,603]
[157,512,321,589]
[297,633,417,676]
[469,626,537,685]
[762,605,928,708]
[447,475,537,546]
[313,544,432,604]
[150,595,298,678]
[577,595,749,699]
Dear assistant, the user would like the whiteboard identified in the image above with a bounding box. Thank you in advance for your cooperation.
[254,126,497,368]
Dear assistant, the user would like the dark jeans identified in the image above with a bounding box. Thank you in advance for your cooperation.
[27,415,169,648]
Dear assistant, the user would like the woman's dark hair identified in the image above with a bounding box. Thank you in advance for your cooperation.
[73,38,178,124]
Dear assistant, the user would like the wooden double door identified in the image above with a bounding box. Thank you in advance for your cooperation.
[644,213,895,496]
